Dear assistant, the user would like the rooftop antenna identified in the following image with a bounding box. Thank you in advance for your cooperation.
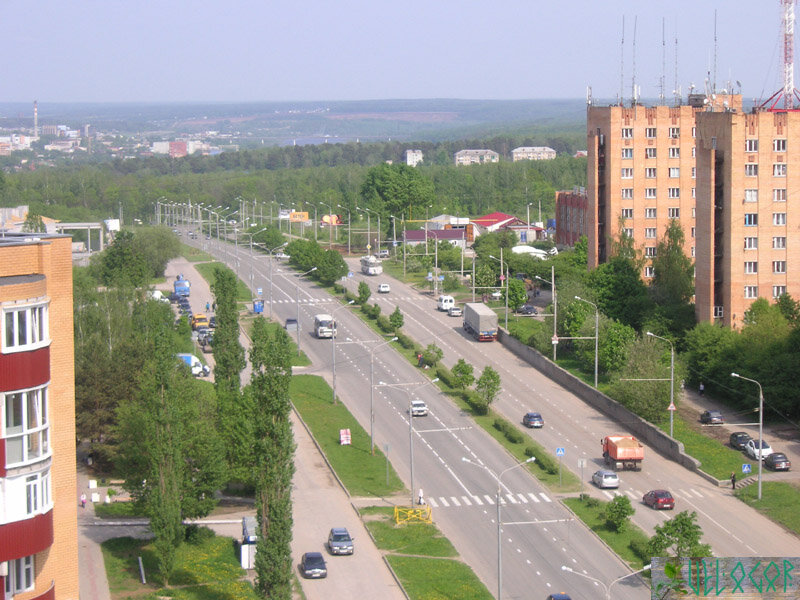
[713,9,718,94]
[674,23,680,105]
[619,16,625,104]
[660,18,666,104]
[631,15,638,105]
[759,0,800,111]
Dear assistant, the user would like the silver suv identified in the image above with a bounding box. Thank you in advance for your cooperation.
[410,400,428,416]
[327,527,354,555]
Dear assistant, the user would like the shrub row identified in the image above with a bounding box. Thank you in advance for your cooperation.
[397,332,416,350]
[376,315,394,333]
[463,390,488,415]
[493,418,525,444]
[359,302,381,319]
[524,444,559,475]
[436,365,457,389]
[629,537,651,563]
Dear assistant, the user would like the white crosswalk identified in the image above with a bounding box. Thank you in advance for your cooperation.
[601,488,707,501]
[425,491,552,509]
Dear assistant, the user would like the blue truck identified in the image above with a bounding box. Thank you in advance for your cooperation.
[176,353,210,377]
[174,274,191,297]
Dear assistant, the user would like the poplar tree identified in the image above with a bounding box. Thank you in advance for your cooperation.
[249,317,295,599]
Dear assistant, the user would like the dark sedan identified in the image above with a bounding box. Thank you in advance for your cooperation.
[518,304,538,315]
[700,410,724,425]
[729,432,752,450]
[523,412,544,428]
[765,452,791,471]
[643,489,675,510]
[300,552,327,578]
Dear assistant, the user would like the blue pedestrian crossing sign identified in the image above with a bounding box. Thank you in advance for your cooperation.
[742,464,752,474]
[556,447,565,457]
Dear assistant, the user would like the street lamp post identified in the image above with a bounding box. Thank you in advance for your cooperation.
[331,300,356,404]
[462,456,536,600]
[242,228,267,291]
[576,296,599,388]
[337,204,351,255]
[267,243,287,318]
[365,207,380,254]
[648,332,675,437]
[489,252,509,330]
[561,564,651,600]
[295,267,317,354]
[370,336,398,454]
[535,266,558,361]
[357,207,370,254]
[731,372,764,499]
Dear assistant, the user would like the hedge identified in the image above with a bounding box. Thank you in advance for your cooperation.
[524,444,559,475]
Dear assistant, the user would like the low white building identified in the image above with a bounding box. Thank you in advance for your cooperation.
[454,149,499,166]
[404,149,424,166]
[511,146,556,161]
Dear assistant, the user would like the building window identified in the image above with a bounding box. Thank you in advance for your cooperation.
[644,266,654,278]
[745,139,759,152]
[621,128,633,139]
[645,228,657,239]
[774,188,787,202]
[744,286,759,299]
[692,167,696,179]
[773,260,787,274]
[621,168,633,179]
[622,227,634,238]
[645,147,657,159]
[668,207,680,219]
[3,386,49,467]
[745,164,759,177]
[713,305,724,318]
[645,246,657,257]
[692,207,696,218]
[669,167,680,178]
[2,303,48,353]
[646,127,657,138]
[692,187,696,198]
[645,188,657,199]
[774,139,787,152]
[773,212,787,226]
[691,227,696,238]
[669,127,680,138]
[621,208,633,219]
[692,127,697,138]
[644,208,656,219]
[621,188,633,199]
[744,189,759,203]
[774,236,787,249]
[744,261,758,274]
[669,147,680,158]
[692,146,696,157]
[621,148,633,159]
[773,163,787,177]
[645,167,657,178]
[744,237,758,249]
[691,246,695,257]
[774,285,787,298]
[744,213,758,226]
[5,556,35,595]
[668,188,680,198]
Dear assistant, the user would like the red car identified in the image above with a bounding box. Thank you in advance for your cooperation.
[643,489,675,510]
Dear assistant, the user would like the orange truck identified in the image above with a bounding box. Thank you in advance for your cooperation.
[601,435,644,471]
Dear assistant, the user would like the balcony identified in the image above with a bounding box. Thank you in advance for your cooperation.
[0,510,53,562]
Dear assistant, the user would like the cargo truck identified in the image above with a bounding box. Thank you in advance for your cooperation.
[463,302,498,341]
[601,435,644,471]
[176,353,210,377]
[174,274,191,297]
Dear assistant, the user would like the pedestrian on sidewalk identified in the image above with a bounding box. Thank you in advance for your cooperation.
[699,382,705,396]
[80,493,87,509]
[730,472,737,490]
[417,488,425,505]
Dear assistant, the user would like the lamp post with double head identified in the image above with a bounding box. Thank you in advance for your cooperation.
[489,251,509,330]
[647,331,675,437]
[462,456,536,600]
[337,204,351,255]
[535,267,558,360]
[369,336,398,454]
[575,296,599,388]
[267,243,287,318]
[561,564,651,600]
[295,267,317,354]
[331,300,356,404]
[731,372,764,499]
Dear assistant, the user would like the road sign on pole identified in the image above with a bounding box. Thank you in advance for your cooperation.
[555,447,565,456]
[668,402,676,411]
[552,335,559,345]
[742,464,752,474]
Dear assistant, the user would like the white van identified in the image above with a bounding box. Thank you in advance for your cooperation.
[437,295,455,311]
[313,314,336,338]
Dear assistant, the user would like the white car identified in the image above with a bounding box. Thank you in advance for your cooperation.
[490,290,502,300]
[591,469,620,489]
[410,400,428,416]
[377,283,391,293]
[448,305,462,317]
[745,438,773,461]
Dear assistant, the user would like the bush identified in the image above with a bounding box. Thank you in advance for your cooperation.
[397,332,416,350]
[376,315,394,333]
[629,537,651,562]
[333,283,345,295]
[422,343,443,367]
[463,390,489,415]
[185,524,215,545]
[602,495,634,532]
[524,444,558,475]
[344,290,358,304]
[493,418,524,444]
[578,493,600,508]
[370,303,381,319]
[435,365,456,389]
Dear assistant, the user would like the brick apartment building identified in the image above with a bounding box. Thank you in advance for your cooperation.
[555,188,588,247]
[0,234,78,600]
[695,109,800,327]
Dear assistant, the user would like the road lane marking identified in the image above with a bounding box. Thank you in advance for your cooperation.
[450,497,461,507]
[527,493,540,503]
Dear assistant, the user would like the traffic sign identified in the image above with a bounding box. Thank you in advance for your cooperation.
[742,464,752,474]
[668,402,676,411]
[552,335,559,345]
[577,458,587,468]
[556,447,565,457]
[500,274,505,281]
[367,244,371,250]
[438,275,445,281]
[348,271,354,278]
[256,287,263,296]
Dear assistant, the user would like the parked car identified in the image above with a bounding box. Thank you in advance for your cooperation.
[208,316,217,329]
[729,431,752,450]
[765,452,791,471]
[522,412,544,428]
[700,410,724,425]
[410,400,428,417]
[377,283,391,293]
[375,249,390,259]
[490,290,502,300]
[300,552,327,578]
[327,527,354,555]
[592,469,620,489]
[643,489,675,510]
[546,594,572,600]
[518,304,538,315]
[448,305,463,317]
[168,292,181,303]
[745,438,774,461]
[284,318,299,332]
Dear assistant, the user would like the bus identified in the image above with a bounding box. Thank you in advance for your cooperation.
[313,314,337,338]
[360,255,383,275]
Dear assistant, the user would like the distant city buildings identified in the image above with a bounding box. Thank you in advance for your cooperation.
[454,149,499,166]
[511,146,556,161]
[404,149,423,167]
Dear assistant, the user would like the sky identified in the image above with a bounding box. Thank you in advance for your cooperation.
[0,1,789,103]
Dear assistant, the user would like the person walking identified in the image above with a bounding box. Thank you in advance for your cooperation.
[731,472,737,490]
[205,301,210,312]
[417,488,425,505]
[80,493,87,509]
[699,382,705,396]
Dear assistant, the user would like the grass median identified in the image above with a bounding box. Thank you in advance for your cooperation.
[735,480,800,535]
[290,374,404,497]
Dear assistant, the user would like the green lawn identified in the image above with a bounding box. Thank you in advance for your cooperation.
[180,244,215,263]
[193,262,253,302]
[290,374,405,497]
[93,502,143,519]
[361,506,457,557]
[240,315,311,367]
[665,416,757,480]
[563,496,650,570]
[735,481,800,535]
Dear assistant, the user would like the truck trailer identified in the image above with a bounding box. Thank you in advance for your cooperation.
[462,302,498,341]
[601,435,644,471]
[174,274,191,297]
